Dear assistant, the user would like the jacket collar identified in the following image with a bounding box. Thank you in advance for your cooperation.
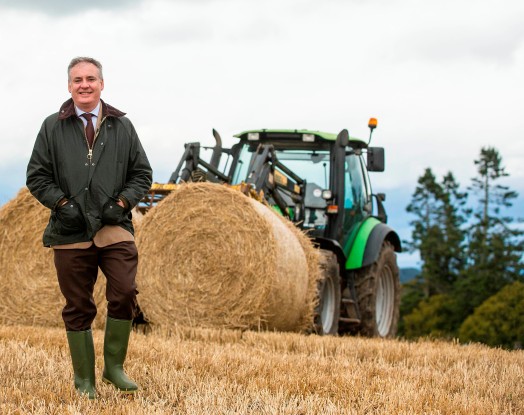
[58,98,126,120]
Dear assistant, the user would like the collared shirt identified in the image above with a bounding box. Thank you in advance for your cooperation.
[75,102,101,129]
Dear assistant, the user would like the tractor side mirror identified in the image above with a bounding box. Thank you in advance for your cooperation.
[367,147,385,172]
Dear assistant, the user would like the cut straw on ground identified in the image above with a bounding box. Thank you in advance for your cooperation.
[0,324,523,414]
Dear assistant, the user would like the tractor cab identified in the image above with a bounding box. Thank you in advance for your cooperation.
[225,128,387,253]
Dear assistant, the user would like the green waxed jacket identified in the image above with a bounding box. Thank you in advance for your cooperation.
[26,98,153,247]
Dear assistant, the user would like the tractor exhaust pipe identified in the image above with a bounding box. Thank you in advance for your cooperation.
[210,128,223,168]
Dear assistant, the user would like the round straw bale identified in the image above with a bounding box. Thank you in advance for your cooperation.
[131,206,144,226]
[268,206,321,330]
[0,188,141,329]
[136,182,319,332]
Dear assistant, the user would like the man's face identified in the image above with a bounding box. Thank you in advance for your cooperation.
[68,62,104,112]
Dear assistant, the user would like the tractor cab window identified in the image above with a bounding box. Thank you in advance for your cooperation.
[344,153,367,211]
[231,144,252,184]
[230,144,330,232]
[274,150,329,190]
[274,149,330,232]
[342,153,371,247]
[276,150,329,235]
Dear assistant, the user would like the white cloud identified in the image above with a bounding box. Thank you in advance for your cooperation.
[389,0,524,65]
[0,0,143,15]
[1,0,523,250]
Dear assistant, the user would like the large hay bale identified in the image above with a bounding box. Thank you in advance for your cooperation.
[136,182,319,332]
[0,188,141,329]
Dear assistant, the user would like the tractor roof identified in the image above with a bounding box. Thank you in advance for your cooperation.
[234,129,367,147]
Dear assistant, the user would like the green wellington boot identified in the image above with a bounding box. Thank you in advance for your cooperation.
[102,317,138,393]
[66,330,97,399]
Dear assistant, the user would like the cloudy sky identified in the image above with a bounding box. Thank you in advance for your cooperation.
[1,0,523,267]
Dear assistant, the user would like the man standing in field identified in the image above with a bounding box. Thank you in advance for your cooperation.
[26,57,152,399]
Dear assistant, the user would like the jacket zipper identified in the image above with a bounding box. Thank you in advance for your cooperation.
[85,116,107,161]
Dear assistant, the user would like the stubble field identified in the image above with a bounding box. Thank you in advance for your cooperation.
[1,324,523,415]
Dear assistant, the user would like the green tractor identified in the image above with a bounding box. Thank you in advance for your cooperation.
[147,119,401,337]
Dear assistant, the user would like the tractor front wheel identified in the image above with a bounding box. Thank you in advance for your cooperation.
[314,250,341,335]
[355,241,400,338]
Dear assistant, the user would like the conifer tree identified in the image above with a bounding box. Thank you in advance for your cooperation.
[402,147,523,342]
[405,168,444,298]
[402,170,467,336]
[405,169,467,298]
[453,147,523,320]
[434,172,468,291]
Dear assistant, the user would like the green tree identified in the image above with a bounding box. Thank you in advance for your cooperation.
[403,294,457,339]
[401,170,467,336]
[471,147,518,234]
[454,147,523,321]
[398,276,425,335]
[402,147,522,342]
[405,168,443,298]
[459,281,524,349]
[434,172,468,291]
[405,169,467,298]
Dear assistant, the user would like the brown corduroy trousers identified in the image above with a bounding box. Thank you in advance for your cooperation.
[53,241,138,331]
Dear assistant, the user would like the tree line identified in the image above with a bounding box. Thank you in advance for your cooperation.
[400,147,524,348]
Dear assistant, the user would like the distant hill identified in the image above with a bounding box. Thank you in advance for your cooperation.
[400,267,419,283]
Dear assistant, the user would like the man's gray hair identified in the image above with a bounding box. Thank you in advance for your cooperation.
[68,57,103,81]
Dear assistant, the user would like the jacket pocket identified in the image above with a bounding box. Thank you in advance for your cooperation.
[101,197,127,225]
[53,199,86,235]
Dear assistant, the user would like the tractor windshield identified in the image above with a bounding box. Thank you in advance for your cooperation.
[231,143,331,232]
[275,150,330,188]
[231,145,330,190]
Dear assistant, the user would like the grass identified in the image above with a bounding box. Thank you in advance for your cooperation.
[1,324,523,414]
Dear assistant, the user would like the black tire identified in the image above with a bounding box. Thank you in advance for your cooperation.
[355,241,400,338]
[314,250,341,335]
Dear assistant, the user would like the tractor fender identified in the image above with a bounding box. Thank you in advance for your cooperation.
[314,237,346,273]
[345,218,401,270]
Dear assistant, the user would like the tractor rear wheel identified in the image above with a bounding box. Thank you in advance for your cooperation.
[314,250,341,335]
[355,241,400,338]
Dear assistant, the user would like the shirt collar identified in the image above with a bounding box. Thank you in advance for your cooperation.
[75,101,101,118]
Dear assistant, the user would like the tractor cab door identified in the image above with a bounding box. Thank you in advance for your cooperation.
[341,151,373,251]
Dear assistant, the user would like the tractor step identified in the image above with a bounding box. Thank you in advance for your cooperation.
[339,317,360,324]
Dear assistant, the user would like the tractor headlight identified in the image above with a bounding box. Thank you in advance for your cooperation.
[248,132,260,141]
[321,190,333,200]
